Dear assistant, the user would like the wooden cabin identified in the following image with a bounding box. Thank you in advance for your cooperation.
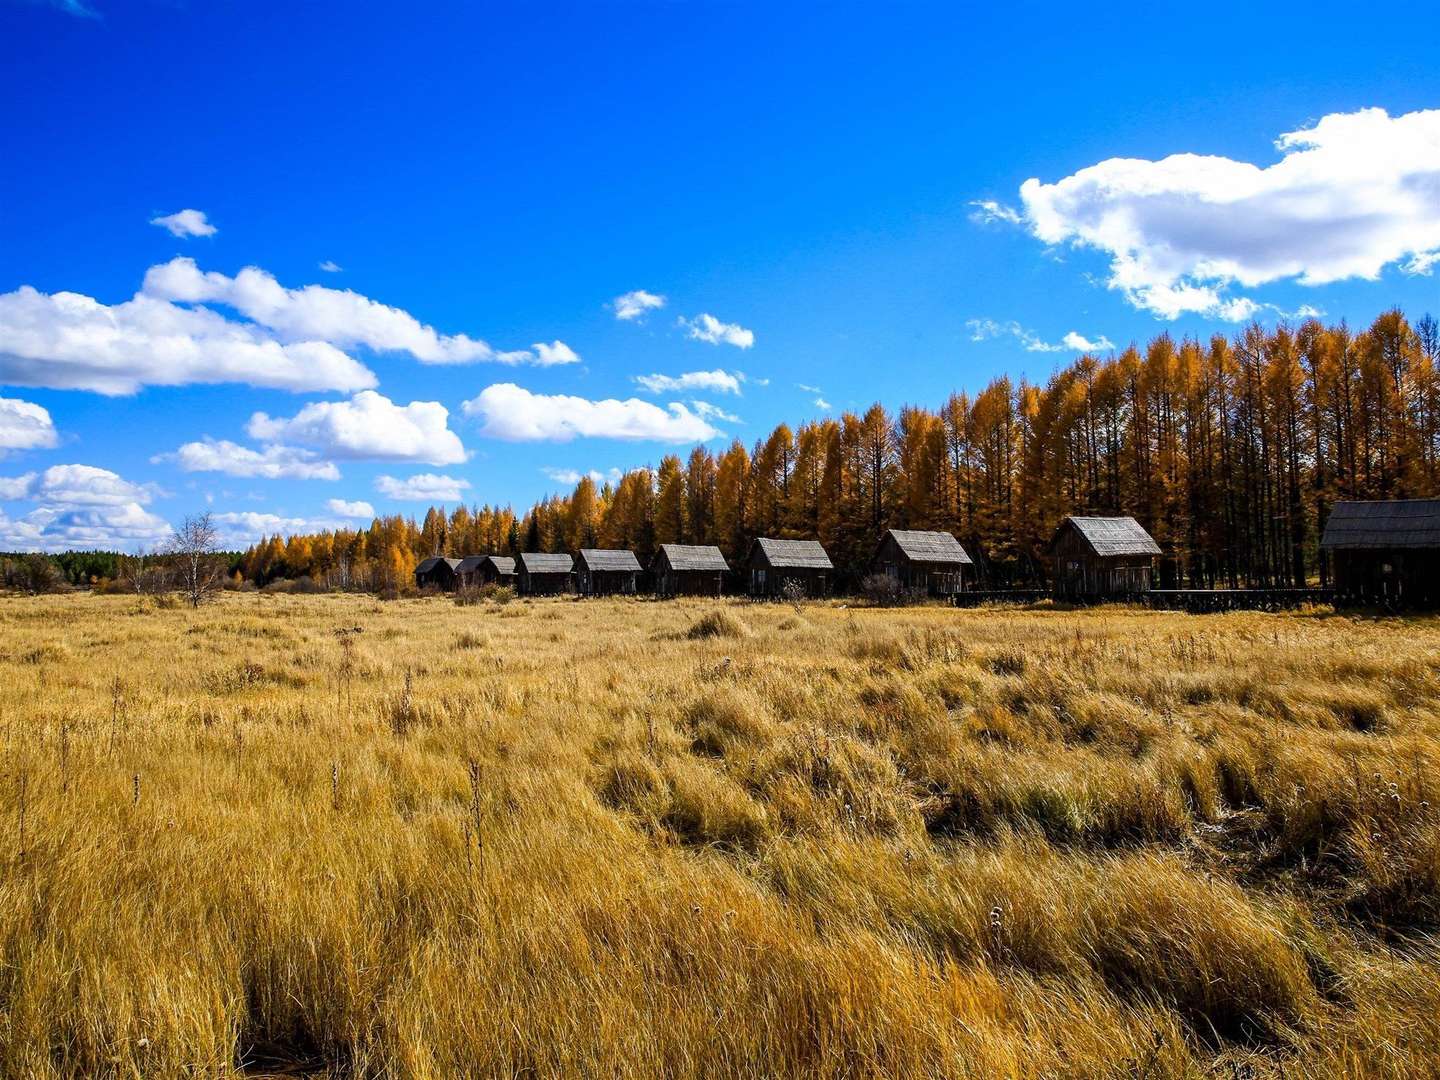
[576,549,642,596]
[1320,499,1440,608]
[414,556,460,591]
[1047,516,1159,600]
[455,555,517,590]
[479,555,516,587]
[455,556,485,589]
[515,552,573,595]
[746,538,832,599]
[652,544,729,597]
[869,529,972,596]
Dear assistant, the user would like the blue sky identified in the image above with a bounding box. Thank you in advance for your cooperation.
[3,1,1440,550]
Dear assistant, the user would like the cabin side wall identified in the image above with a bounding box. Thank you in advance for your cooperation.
[1051,528,1152,599]
[1333,548,1440,608]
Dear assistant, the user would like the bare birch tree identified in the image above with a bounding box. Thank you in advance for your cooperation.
[167,512,225,607]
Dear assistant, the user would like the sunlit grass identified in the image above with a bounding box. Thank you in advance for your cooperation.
[0,592,1437,1077]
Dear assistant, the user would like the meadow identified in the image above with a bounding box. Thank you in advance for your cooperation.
[0,591,1437,1078]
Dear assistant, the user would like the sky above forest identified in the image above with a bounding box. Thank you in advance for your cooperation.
[3,0,1440,550]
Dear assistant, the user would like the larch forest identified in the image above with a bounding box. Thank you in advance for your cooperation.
[239,311,1440,590]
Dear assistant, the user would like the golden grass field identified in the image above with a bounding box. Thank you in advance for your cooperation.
[0,592,1438,1078]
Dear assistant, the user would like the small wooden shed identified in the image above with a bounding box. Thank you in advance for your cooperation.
[1047,516,1159,600]
[576,549,642,596]
[455,555,518,590]
[478,555,516,587]
[414,556,461,591]
[455,555,485,589]
[747,538,833,599]
[652,544,729,597]
[869,529,972,596]
[516,552,573,595]
[1320,498,1440,608]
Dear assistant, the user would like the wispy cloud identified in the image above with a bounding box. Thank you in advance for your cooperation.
[633,369,745,395]
[679,313,754,349]
[149,209,216,238]
[318,260,343,273]
[612,289,666,321]
[542,466,623,487]
[966,318,1114,354]
[969,199,1023,226]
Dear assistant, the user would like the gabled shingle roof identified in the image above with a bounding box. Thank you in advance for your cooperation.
[883,529,972,565]
[655,544,730,571]
[517,552,573,574]
[416,556,461,574]
[577,548,642,572]
[455,555,486,574]
[485,555,516,575]
[1320,499,1440,549]
[751,537,833,569]
[1054,516,1161,557]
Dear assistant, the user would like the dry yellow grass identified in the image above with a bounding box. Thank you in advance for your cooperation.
[0,592,1438,1078]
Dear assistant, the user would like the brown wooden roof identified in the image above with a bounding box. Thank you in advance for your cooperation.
[882,529,972,565]
[516,552,573,574]
[655,544,730,571]
[1050,516,1160,557]
[577,549,642,572]
[751,537,833,569]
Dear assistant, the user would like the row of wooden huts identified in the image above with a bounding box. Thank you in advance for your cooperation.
[420,522,1058,598]
[414,499,1440,607]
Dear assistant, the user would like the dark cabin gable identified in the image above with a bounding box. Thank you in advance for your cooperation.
[1047,516,1158,600]
[652,544,729,597]
[575,549,642,596]
[1321,499,1440,608]
[869,529,971,596]
[515,552,574,595]
[414,556,461,592]
[746,538,833,598]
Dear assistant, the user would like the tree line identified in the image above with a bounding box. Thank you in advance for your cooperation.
[236,310,1440,591]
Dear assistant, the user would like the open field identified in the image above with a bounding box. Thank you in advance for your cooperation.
[0,593,1437,1078]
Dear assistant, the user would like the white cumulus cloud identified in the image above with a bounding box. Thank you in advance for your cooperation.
[0,463,171,552]
[633,369,745,395]
[612,289,666,321]
[1013,107,1440,319]
[462,383,724,443]
[680,313,755,348]
[153,438,340,481]
[0,283,377,396]
[150,209,216,238]
[375,473,471,502]
[1,463,158,506]
[0,397,60,456]
[530,340,581,366]
[326,498,375,518]
[142,257,568,366]
[247,391,467,466]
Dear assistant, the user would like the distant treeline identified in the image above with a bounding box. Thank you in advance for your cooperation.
[232,309,1440,591]
[1,550,244,594]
